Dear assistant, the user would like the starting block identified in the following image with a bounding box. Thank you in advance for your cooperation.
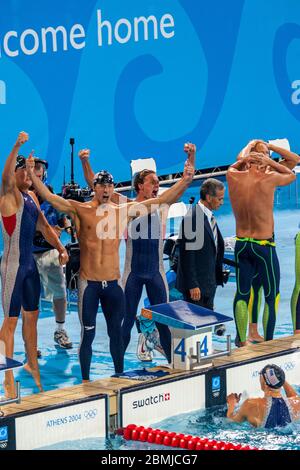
[141,300,233,371]
[0,353,23,414]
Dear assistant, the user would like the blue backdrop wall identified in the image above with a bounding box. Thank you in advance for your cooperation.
[0,0,300,189]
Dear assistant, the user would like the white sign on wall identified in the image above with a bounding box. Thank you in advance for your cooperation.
[226,351,300,399]
[15,397,107,450]
[121,374,205,427]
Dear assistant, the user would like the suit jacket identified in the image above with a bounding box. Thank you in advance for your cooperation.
[176,204,224,296]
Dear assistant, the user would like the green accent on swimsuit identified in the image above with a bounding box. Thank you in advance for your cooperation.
[234,299,248,342]
[291,232,300,331]
[236,236,276,247]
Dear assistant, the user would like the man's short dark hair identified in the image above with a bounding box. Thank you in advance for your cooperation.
[133,169,156,193]
[200,178,224,201]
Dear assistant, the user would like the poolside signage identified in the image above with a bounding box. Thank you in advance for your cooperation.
[0,418,16,450]
[226,350,300,397]
[205,368,227,408]
[14,396,108,450]
[120,374,206,427]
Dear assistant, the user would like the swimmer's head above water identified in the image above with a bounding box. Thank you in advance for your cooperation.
[93,170,115,204]
[260,364,285,390]
[15,155,33,190]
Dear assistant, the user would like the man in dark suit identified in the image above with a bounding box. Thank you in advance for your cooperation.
[176,178,225,309]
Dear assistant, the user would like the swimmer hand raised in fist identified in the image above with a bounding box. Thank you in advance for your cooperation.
[16,131,29,146]
[78,149,90,161]
[183,142,196,182]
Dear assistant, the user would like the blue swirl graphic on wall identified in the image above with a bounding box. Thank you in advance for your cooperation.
[114,0,245,169]
[273,22,300,122]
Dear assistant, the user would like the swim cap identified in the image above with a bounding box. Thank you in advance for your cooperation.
[15,155,26,171]
[34,157,48,170]
[34,157,48,182]
[260,364,285,389]
[93,170,114,186]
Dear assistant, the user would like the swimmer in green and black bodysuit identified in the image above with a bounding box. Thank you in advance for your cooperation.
[227,140,297,346]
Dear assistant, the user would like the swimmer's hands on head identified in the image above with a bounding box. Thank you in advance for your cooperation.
[78,149,90,161]
[240,139,265,159]
[16,131,29,147]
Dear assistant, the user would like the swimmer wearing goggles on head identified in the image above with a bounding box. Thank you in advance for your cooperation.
[227,364,300,428]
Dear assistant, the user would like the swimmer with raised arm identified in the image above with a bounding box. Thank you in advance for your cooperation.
[28,146,195,381]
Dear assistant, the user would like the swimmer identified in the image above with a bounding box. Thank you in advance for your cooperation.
[237,141,300,343]
[291,232,300,334]
[227,364,300,428]
[227,142,296,346]
[0,132,68,397]
[28,146,195,381]
[79,145,196,364]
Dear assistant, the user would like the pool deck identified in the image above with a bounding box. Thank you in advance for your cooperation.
[1,333,300,419]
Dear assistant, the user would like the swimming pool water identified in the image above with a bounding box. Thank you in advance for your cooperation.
[39,385,300,450]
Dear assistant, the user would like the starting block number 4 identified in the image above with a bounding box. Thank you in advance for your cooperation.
[171,329,213,371]
[174,336,209,362]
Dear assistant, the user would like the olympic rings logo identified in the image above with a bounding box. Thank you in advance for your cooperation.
[84,409,98,420]
[252,361,296,379]
[281,361,296,372]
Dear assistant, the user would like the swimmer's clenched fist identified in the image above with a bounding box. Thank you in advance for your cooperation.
[78,149,90,161]
[183,142,196,182]
[16,131,29,147]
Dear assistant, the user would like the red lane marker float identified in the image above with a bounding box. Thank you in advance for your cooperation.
[118,425,259,450]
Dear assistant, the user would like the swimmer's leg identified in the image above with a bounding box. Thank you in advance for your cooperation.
[78,280,99,382]
[248,273,264,343]
[233,241,255,346]
[291,232,300,334]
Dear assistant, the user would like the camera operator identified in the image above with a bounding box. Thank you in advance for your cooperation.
[32,158,72,349]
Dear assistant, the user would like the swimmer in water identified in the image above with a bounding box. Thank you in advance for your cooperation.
[227,363,300,428]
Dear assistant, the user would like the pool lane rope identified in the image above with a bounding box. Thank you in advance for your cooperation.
[117,424,259,450]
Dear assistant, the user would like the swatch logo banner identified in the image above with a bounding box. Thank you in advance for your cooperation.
[132,392,171,409]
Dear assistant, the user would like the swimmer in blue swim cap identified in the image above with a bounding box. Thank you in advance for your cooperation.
[227,364,300,428]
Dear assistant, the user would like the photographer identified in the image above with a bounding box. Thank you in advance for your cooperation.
[32,158,72,349]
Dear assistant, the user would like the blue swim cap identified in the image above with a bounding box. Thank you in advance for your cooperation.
[260,364,285,389]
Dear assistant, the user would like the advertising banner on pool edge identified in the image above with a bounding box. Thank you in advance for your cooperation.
[1,0,300,188]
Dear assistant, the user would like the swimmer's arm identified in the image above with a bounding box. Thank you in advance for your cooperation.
[29,168,78,216]
[79,149,94,189]
[36,212,68,264]
[266,158,296,186]
[126,177,190,220]
[126,145,195,219]
[268,144,300,170]
[78,150,132,204]
[227,397,248,423]
[236,140,264,161]
[227,160,247,173]
[112,191,132,204]
[283,381,298,398]
[1,132,28,194]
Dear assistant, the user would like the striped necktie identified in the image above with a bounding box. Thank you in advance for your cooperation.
[211,214,218,247]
